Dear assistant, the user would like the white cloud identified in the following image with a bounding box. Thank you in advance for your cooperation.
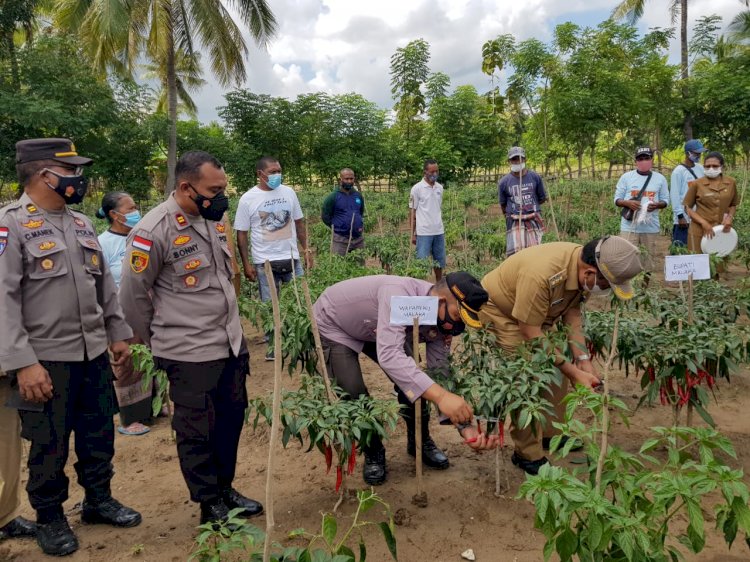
[190,0,746,123]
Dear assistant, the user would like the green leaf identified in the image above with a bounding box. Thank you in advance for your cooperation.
[555,528,578,561]
[359,540,367,562]
[587,514,603,550]
[378,522,398,560]
[322,513,337,546]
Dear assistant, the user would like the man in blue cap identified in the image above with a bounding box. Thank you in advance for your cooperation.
[670,139,706,247]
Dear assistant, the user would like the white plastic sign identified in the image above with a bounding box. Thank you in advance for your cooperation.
[390,296,439,326]
[664,254,711,281]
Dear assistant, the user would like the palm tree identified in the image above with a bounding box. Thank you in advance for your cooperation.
[611,0,694,139]
[0,0,51,89]
[56,0,277,193]
[143,50,206,119]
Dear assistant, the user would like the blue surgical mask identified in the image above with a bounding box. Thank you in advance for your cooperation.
[266,173,282,190]
[120,210,141,229]
[427,174,438,183]
[688,152,701,163]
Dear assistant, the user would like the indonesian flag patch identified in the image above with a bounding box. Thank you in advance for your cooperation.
[132,235,153,253]
[0,226,8,257]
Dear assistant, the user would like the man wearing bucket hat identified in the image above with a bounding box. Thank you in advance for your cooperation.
[479,236,643,474]
[313,272,494,485]
[0,139,141,556]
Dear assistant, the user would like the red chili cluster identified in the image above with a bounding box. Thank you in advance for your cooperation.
[656,367,716,407]
[327,442,358,492]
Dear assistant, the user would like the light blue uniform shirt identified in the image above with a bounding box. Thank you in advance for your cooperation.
[614,170,670,234]
[98,229,128,288]
[670,163,704,224]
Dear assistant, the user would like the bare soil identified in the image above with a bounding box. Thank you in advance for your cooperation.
[3,237,750,562]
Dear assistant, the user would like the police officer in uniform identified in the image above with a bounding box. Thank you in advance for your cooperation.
[0,139,141,557]
[479,236,643,475]
[119,151,262,526]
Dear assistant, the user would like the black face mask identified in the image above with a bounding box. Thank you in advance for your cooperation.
[44,169,88,204]
[189,185,229,221]
[341,182,354,190]
[437,304,466,336]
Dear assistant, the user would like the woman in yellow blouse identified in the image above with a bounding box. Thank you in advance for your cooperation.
[683,151,739,253]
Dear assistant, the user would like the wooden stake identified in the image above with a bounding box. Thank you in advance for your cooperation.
[263,260,283,562]
[345,211,356,255]
[301,277,337,405]
[413,317,424,498]
[595,306,620,492]
[687,273,694,325]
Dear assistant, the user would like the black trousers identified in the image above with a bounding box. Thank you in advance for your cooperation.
[18,353,116,515]
[320,337,426,450]
[156,352,249,503]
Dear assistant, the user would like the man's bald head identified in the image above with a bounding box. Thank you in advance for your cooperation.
[339,168,355,190]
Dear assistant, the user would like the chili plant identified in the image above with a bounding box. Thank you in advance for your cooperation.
[248,375,400,494]
[130,343,169,418]
[189,489,397,562]
[434,328,561,493]
[520,386,750,562]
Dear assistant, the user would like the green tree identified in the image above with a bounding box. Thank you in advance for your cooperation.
[389,38,430,138]
[611,0,694,139]
[56,0,277,194]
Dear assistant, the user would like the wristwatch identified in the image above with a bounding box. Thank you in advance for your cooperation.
[575,354,591,363]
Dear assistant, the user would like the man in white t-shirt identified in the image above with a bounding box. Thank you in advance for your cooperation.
[409,159,445,281]
[235,157,313,359]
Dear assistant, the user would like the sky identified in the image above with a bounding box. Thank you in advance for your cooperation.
[185,0,746,123]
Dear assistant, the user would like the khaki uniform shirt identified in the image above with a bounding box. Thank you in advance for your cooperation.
[480,242,584,350]
[118,194,244,362]
[683,176,738,227]
[0,193,132,371]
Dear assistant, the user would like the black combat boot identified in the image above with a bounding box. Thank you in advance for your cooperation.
[400,392,449,470]
[362,435,387,485]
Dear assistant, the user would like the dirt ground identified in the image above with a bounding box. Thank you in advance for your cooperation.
[3,239,750,562]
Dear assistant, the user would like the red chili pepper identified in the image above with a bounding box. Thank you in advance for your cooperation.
[499,422,505,447]
[677,384,690,406]
[706,374,715,389]
[348,442,357,475]
[647,366,655,383]
[335,466,343,492]
[325,444,332,474]
[659,386,667,406]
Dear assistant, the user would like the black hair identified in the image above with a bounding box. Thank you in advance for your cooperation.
[704,151,724,166]
[423,159,438,171]
[256,156,279,172]
[96,191,130,223]
[582,238,601,267]
[16,159,59,187]
[175,151,223,184]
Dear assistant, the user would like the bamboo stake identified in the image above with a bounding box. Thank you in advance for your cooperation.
[301,277,337,404]
[686,274,694,427]
[345,211,356,255]
[595,306,620,492]
[545,181,561,241]
[412,317,425,502]
[263,260,283,562]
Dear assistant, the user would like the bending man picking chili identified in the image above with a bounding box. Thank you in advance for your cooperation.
[313,272,496,485]
[479,236,643,475]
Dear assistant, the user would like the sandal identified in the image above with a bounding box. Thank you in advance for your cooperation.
[117,423,151,436]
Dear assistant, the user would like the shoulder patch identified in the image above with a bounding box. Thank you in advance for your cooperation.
[548,270,567,289]
[175,213,188,228]
[132,235,153,253]
[0,226,8,256]
[129,250,150,273]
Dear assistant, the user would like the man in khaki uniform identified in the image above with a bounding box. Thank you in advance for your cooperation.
[119,151,262,528]
[1,369,36,541]
[0,139,141,557]
[479,236,643,474]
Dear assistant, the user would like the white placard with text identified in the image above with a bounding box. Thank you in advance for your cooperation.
[664,254,711,281]
[389,296,439,326]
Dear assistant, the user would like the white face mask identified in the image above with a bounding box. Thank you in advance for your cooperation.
[704,167,722,179]
[510,163,525,173]
[583,271,612,297]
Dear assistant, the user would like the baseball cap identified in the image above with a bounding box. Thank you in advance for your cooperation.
[684,139,707,154]
[445,271,489,328]
[594,236,643,300]
[634,147,653,159]
[16,138,93,167]
[508,146,526,160]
